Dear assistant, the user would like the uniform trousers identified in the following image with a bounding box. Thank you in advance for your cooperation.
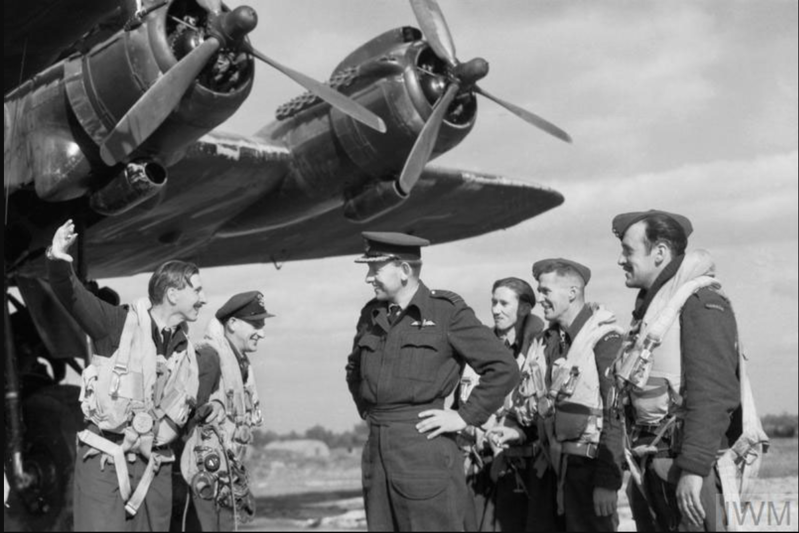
[186,494,235,531]
[628,457,725,532]
[560,455,618,532]
[362,416,468,532]
[73,441,172,532]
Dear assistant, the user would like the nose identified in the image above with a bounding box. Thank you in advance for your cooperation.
[365,272,375,284]
[255,328,266,339]
[199,290,207,305]
[617,254,626,267]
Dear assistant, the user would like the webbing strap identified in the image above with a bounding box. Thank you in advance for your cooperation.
[124,451,175,516]
[77,430,131,501]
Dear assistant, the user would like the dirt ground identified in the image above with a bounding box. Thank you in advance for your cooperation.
[242,438,799,532]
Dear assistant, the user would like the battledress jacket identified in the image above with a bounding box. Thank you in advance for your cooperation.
[631,255,741,477]
[47,259,188,359]
[346,282,520,427]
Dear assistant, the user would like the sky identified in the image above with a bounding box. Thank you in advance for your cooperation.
[98,0,798,433]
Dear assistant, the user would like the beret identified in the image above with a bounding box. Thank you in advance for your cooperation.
[612,210,693,239]
[216,291,275,322]
[355,232,431,263]
[532,258,592,285]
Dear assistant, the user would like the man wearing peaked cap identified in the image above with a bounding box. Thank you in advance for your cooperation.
[346,231,519,531]
[491,258,624,531]
[181,291,274,531]
[355,231,431,263]
[610,211,745,532]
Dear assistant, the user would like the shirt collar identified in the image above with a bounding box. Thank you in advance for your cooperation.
[545,303,593,346]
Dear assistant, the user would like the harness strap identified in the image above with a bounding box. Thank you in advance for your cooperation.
[124,450,175,516]
[77,430,131,501]
[77,428,174,516]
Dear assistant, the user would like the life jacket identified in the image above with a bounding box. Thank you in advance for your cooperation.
[616,250,718,426]
[549,304,623,444]
[78,298,198,445]
[181,319,261,517]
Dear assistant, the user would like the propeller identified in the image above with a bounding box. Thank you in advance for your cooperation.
[100,4,385,167]
[398,0,571,194]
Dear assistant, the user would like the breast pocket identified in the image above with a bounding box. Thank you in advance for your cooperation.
[358,334,382,383]
[398,332,444,383]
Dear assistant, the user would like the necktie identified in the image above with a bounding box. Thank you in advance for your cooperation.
[388,305,402,325]
[160,328,172,356]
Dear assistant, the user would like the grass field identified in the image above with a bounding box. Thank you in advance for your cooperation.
[243,438,799,531]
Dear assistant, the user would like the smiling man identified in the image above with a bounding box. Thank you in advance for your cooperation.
[346,231,519,531]
[612,210,741,532]
[526,258,624,531]
[180,291,272,531]
[47,219,203,531]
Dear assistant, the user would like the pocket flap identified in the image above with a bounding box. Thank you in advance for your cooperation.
[358,335,381,351]
[400,332,440,350]
[389,472,449,500]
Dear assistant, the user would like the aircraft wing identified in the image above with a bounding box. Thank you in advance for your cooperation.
[195,166,564,267]
[83,132,562,277]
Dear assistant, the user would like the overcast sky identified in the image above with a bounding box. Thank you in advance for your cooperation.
[102,0,798,432]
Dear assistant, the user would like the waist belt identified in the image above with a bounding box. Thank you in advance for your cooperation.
[366,402,445,425]
[561,441,598,459]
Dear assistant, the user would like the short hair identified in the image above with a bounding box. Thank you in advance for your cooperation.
[492,277,536,309]
[533,261,585,290]
[642,214,688,256]
[148,260,200,305]
[392,259,423,277]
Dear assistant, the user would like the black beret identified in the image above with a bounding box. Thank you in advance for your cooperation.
[355,232,431,263]
[612,210,693,239]
[216,291,275,322]
[532,258,592,285]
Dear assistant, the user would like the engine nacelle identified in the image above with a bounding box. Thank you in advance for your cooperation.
[4,0,254,203]
[89,161,167,216]
[343,181,408,223]
[220,27,477,235]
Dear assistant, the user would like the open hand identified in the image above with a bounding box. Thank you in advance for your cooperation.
[416,409,467,440]
[676,471,706,528]
[50,219,78,262]
[593,487,618,517]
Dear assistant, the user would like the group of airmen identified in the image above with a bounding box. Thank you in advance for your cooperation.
[40,208,748,532]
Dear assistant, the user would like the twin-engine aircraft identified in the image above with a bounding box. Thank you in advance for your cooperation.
[3,0,568,529]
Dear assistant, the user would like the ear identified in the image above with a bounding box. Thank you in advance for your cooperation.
[568,286,578,302]
[400,262,412,280]
[654,241,670,266]
[166,286,179,305]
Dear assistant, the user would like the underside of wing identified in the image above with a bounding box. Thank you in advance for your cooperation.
[193,167,564,268]
[82,133,292,278]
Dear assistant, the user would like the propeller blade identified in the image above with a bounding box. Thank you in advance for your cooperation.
[100,37,221,166]
[397,82,460,195]
[246,45,386,133]
[474,85,572,143]
[196,0,222,15]
[409,0,458,67]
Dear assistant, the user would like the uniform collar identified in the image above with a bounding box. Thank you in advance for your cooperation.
[633,254,685,320]
[370,282,430,332]
[546,304,592,346]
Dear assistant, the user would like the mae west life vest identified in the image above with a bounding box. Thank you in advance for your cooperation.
[549,304,623,444]
[78,298,199,445]
[181,318,263,487]
[617,250,718,427]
